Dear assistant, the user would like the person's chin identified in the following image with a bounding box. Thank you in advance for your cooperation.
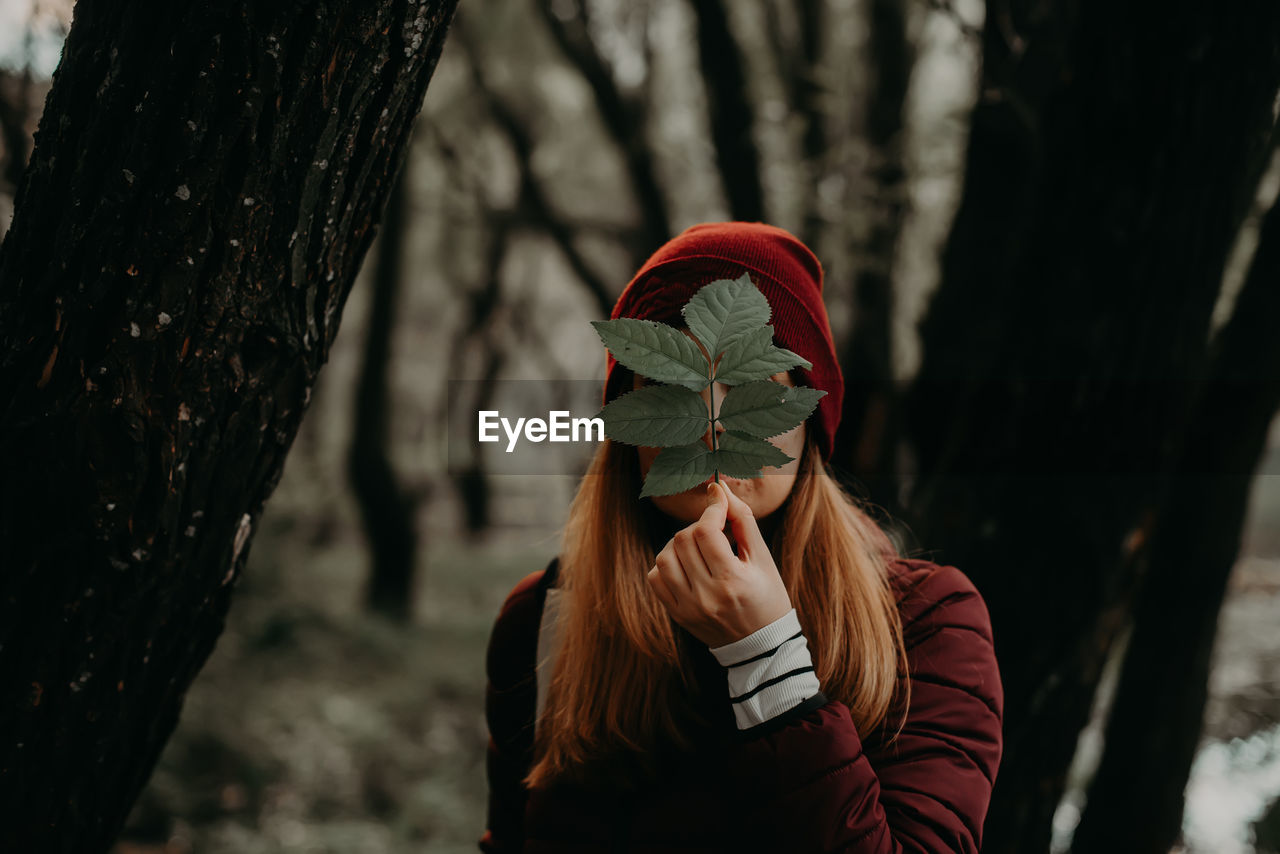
[671,476,754,519]
[697,473,751,492]
[651,488,711,523]
[655,495,705,524]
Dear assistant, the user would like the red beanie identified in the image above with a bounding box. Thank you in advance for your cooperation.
[602,221,844,461]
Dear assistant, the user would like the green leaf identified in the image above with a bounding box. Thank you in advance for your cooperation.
[713,432,794,477]
[603,275,821,498]
[591,318,710,391]
[717,381,827,439]
[713,325,812,385]
[682,273,771,360]
[598,385,710,447]
[640,442,716,498]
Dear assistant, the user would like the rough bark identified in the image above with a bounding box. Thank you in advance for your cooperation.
[1070,183,1280,854]
[903,2,1280,852]
[0,0,457,849]
[350,154,419,620]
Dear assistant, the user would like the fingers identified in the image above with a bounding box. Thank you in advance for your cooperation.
[649,540,690,609]
[649,491,739,619]
[647,564,677,611]
[695,483,738,569]
[672,523,715,583]
[648,481,790,647]
[718,480,767,558]
[702,481,729,530]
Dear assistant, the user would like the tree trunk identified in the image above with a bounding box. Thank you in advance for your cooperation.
[0,1,457,850]
[1070,182,1280,854]
[350,152,419,621]
[904,3,1280,852]
[445,202,511,536]
[689,0,765,222]
[763,0,826,247]
[831,0,912,522]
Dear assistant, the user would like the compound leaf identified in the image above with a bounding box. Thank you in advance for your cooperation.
[602,275,825,498]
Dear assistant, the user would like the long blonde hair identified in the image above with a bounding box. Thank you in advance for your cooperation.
[524,426,910,788]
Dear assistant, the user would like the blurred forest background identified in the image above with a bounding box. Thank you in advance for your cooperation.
[2,0,1280,852]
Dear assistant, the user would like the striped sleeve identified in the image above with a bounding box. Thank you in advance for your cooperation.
[709,608,824,731]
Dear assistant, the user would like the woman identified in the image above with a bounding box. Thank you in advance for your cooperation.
[479,222,1003,853]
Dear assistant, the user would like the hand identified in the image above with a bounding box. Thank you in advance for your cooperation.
[647,480,793,648]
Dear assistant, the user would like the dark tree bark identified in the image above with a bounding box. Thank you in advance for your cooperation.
[0,0,457,850]
[903,2,1280,852]
[350,153,419,621]
[831,0,913,522]
[1070,183,1280,854]
[688,0,765,222]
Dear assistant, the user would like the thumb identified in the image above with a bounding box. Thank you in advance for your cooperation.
[718,479,766,558]
[702,480,730,528]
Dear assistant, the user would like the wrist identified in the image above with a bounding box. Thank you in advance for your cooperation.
[705,598,793,650]
[709,608,803,665]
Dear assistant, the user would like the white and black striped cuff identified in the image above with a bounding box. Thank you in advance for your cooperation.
[708,609,823,731]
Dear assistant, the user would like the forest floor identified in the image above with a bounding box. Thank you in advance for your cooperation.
[111,474,1280,854]
[113,504,551,854]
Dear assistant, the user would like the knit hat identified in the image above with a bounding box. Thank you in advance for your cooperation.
[602,221,844,461]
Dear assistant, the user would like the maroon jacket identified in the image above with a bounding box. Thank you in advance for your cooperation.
[479,555,1003,853]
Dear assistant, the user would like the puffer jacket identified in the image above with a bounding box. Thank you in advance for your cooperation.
[479,554,1003,853]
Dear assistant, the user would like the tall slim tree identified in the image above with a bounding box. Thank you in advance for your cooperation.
[831,0,912,520]
[904,2,1280,852]
[1070,180,1280,854]
[350,152,419,621]
[0,1,457,850]
[689,0,765,222]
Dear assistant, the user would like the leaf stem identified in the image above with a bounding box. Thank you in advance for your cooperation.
[710,378,720,485]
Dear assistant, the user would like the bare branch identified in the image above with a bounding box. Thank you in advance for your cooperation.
[535,0,671,253]
[453,19,616,316]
